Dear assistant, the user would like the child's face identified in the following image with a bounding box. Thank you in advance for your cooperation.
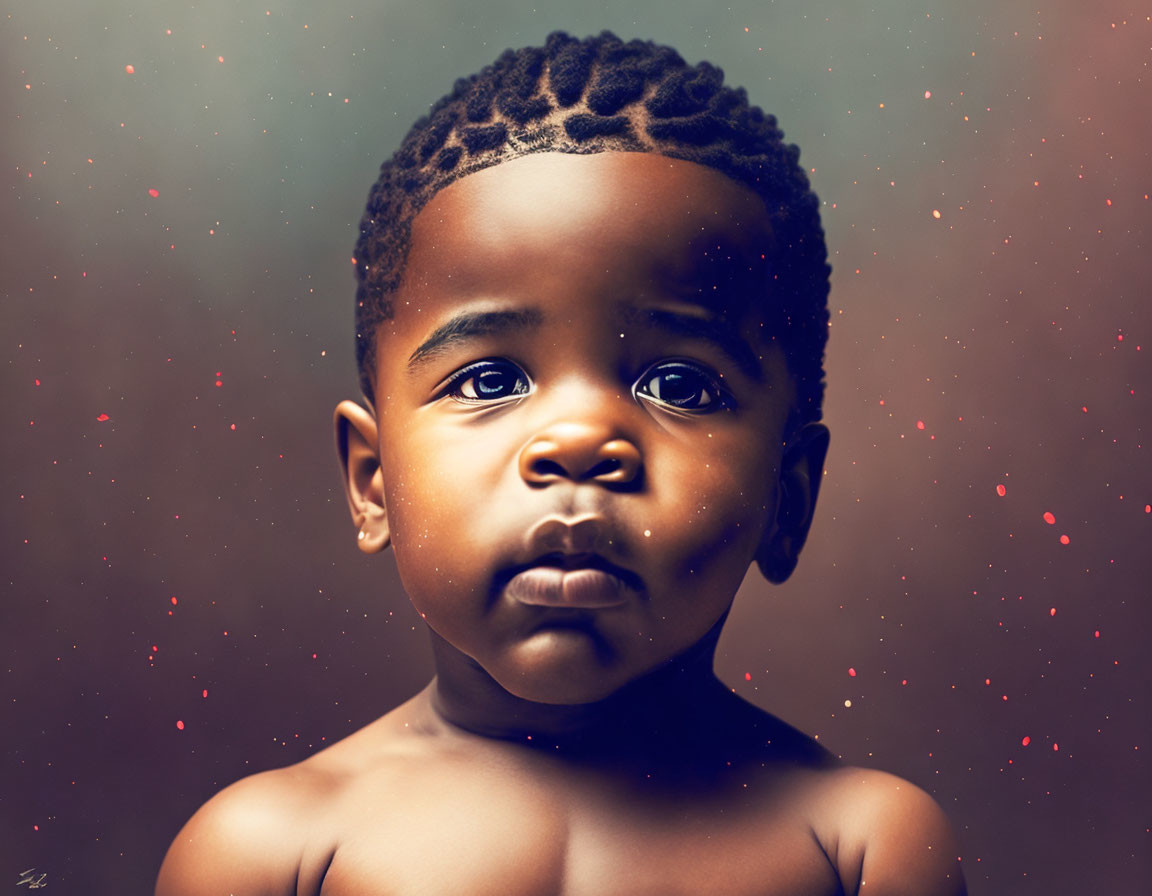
[339,152,826,706]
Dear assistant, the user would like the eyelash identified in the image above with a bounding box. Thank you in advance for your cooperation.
[441,358,731,413]
[441,360,531,403]
[633,360,732,413]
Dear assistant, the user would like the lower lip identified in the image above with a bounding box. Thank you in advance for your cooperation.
[505,567,629,608]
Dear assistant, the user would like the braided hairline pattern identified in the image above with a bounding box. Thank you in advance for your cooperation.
[354,30,830,425]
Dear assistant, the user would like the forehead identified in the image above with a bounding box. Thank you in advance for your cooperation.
[394,151,774,319]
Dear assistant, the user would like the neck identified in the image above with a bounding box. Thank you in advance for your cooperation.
[426,620,733,756]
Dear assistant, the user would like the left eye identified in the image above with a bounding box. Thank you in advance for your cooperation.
[635,362,728,412]
[445,360,531,402]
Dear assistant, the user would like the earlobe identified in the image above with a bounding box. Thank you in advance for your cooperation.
[756,422,830,584]
[333,399,391,554]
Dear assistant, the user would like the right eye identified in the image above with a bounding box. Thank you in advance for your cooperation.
[443,360,531,403]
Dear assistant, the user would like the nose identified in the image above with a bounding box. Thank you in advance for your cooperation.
[519,421,643,488]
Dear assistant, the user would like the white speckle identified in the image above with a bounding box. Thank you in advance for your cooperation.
[644,529,651,537]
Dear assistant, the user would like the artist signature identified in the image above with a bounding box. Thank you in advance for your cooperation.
[16,868,47,889]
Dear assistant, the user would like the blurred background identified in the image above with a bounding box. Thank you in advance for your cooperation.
[2,1,1149,892]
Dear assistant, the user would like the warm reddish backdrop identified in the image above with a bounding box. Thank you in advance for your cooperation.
[3,2,1148,893]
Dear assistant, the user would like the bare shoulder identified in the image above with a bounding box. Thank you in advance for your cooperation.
[808,765,967,896]
[154,700,427,896]
[154,762,337,896]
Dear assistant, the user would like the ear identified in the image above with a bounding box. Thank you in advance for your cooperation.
[756,422,830,584]
[333,399,390,554]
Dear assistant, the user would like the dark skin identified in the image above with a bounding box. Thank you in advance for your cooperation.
[155,152,966,896]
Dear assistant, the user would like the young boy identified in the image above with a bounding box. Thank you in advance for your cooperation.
[156,31,966,896]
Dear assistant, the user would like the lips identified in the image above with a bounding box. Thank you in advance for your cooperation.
[502,553,642,609]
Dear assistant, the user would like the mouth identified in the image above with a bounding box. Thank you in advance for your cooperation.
[501,553,644,609]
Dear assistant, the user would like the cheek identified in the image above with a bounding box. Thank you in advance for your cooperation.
[380,427,509,603]
[652,439,779,576]
[382,419,487,539]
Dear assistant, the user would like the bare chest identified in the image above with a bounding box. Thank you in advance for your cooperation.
[311,761,842,896]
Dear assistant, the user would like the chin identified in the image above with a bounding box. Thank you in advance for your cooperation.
[494,634,633,706]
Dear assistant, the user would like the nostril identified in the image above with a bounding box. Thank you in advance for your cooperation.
[586,458,622,480]
[519,434,642,487]
[530,458,568,480]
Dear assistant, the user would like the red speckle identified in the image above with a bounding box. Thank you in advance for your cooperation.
[152,644,158,652]
[901,679,907,686]
[350,256,357,265]
[218,55,224,63]
[1094,630,1100,638]
[1082,406,1088,413]
[1043,511,1056,525]
[148,188,159,198]
[34,379,41,386]
[1050,608,1057,617]
[924,89,932,98]
[125,64,135,74]
[1144,505,1150,513]
[916,420,925,430]
[1022,736,1031,746]
[1060,534,1070,545]
[848,667,857,677]
[202,689,208,698]
[878,399,885,406]
[1117,333,1124,342]
[1053,743,1059,751]
[96,413,109,422]
[744,672,752,681]
[176,720,184,730]
[229,423,236,431]
[996,484,1007,497]
[170,596,178,605]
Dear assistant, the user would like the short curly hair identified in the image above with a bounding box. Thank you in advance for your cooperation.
[354,30,830,424]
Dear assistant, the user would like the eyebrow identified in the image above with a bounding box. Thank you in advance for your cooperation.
[629,307,764,382]
[407,308,544,373]
[404,304,763,382]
